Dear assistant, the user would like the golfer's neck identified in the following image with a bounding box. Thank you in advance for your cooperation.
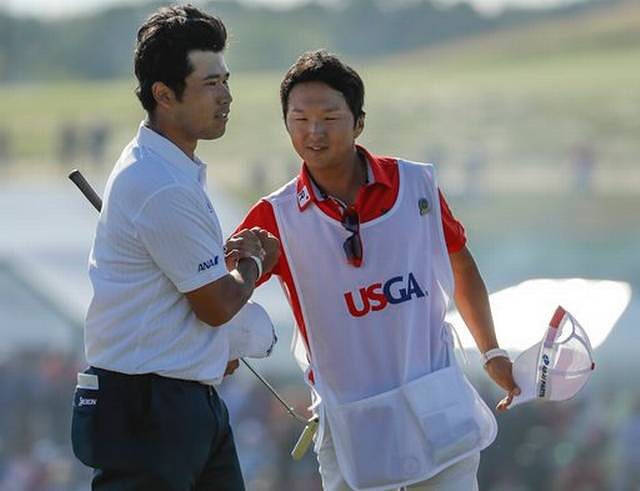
[146,116,197,161]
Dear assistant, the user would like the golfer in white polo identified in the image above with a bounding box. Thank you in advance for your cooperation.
[71,6,279,490]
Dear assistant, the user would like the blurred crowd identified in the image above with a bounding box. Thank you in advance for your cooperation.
[1,348,639,490]
[0,121,603,202]
[471,374,640,491]
[0,350,90,491]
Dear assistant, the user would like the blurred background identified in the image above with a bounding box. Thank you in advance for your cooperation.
[0,0,638,489]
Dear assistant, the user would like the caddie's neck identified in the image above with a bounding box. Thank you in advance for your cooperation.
[146,114,198,161]
[307,147,366,206]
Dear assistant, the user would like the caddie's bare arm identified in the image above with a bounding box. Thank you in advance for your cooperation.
[449,245,520,411]
[186,229,280,327]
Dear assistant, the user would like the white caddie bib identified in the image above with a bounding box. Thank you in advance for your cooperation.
[268,160,497,490]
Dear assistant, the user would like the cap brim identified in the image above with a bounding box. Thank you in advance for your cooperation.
[511,342,541,407]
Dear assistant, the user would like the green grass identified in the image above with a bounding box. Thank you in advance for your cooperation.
[0,1,638,200]
[0,80,139,160]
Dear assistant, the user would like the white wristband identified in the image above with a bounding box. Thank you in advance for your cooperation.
[482,348,509,367]
[247,255,263,280]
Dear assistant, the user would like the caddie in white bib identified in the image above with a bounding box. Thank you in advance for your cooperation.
[268,159,497,489]
[237,50,519,491]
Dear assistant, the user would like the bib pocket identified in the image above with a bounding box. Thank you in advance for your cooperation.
[328,385,424,489]
[326,365,483,490]
[403,365,480,466]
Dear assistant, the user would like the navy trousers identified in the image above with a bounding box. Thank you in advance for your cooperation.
[71,367,245,491]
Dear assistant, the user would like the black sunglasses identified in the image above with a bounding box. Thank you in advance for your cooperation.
[341,207,363,267]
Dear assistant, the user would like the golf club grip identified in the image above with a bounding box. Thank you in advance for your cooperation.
[68,169,103,212]
[291,417,318,460]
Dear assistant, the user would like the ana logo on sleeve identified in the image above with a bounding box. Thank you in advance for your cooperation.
[198,256,219,272]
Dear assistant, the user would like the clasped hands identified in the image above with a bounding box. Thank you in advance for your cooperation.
[223,227,280,378]
[224,227,281,279]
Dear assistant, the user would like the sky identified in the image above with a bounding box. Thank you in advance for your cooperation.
[1,0,583,18]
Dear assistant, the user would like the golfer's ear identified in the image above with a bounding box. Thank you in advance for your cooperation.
[354,113,365,138]
[152,81,175,110]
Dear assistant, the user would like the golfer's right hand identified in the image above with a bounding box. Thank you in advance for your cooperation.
[251,227,280,275]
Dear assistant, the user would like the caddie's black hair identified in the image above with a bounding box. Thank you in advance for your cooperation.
[280,50,365,127]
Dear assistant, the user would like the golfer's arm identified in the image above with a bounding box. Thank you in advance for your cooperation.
[450,245,499,353]
[186,258,258,327]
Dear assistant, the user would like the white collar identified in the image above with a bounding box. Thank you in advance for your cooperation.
[136,121,206,182]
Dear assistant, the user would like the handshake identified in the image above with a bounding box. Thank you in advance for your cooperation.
[224,227,281,280]
[221,227,281,378]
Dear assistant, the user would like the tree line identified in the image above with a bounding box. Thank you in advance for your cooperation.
[0,0,604,82]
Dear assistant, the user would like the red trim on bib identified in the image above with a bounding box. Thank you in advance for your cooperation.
[235,146,467,374]
[295,145,466,252]
[235,200,313,364]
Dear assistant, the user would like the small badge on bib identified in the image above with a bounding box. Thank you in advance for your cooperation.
[418,198,429,215]
[297,186,311,209]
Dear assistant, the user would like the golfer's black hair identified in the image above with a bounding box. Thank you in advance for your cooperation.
[134,4,227,114]
[280,50,365,127]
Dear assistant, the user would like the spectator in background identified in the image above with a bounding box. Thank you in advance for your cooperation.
[464,145,488,200]
[58,123,79,166]
[249,159,268,196]
[616,397,640,490]
[87,122,111,167]
[572,142,596,193]
[0,127,10,165]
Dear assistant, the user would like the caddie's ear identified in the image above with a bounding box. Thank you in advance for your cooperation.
[151,81,176,110]
[354,112,365,139]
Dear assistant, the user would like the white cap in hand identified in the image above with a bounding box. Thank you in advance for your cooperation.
[511,306,595,407]
[224,301,277,360]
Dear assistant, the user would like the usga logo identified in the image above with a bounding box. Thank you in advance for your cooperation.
[344,273,427,317]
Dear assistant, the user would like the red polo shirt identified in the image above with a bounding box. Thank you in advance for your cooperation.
[237,145,466,284]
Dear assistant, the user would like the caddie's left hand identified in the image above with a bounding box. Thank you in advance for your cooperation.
[250,227,280,275]
[485,357,520,412]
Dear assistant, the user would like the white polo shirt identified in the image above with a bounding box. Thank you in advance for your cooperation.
[85,122,230,385]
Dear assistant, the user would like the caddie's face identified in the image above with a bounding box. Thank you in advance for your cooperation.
[174,50,232,141]
[285,81,363,173]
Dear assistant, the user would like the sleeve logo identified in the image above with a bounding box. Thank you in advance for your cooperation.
[198,256,219,272]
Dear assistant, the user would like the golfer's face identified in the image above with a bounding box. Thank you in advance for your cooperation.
[174,50,232,141]
[286,81,361,172]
